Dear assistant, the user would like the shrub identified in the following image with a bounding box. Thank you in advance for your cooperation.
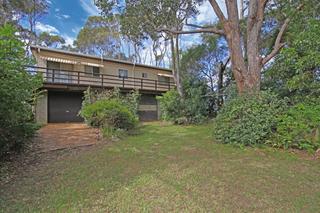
[80,99,138,131]
[157,90,184,122]
[213,91,287,146]
[82,87,140,117]
[157,77,210,124]
[0,25,42,157]
[271,102,320,151]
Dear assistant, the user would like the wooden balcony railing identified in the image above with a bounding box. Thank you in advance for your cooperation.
[26,66,175,92]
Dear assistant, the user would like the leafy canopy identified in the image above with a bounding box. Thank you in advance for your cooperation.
[0,24,42,156]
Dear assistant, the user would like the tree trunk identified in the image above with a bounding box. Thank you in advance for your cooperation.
[170,35,183,96]
[217,57,230,107]
[221,0,263,94]
[217,63,224,108]
[208,0,289,95]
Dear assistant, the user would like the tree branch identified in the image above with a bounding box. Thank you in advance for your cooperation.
[222,57,231,69]
[185,23,212,29]
[262,18,289,65]
[158,27,225,36]
[209,0,227,22]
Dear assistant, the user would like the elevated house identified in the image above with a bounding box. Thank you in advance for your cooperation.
[31,46,175,124]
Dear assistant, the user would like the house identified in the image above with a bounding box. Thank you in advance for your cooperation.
[30,46,175,124]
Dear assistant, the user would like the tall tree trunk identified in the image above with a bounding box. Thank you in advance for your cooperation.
[217,57,230,107]
[223,0,248,94]
[170,35,183,96]
[208,0,289,95]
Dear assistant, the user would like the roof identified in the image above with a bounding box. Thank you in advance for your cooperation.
[30,45,172,73]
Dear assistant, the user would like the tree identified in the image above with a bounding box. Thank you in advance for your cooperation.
[74,16,126,59]
[0,24,42,156]
[0,0,49,46]
[202,0,294,93]
[38,32,65,48]
[263,0,320,102]
[96,0,303,95]
[180,35,230,111]
[180,35,229,90]
[96,0,201,96]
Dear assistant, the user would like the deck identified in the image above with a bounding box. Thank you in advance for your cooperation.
[28,66,175,93]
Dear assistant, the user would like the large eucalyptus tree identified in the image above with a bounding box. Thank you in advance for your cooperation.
[95,0,303,94]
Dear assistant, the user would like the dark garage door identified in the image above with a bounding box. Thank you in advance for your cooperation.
[48,91,84,123]
[138,94,158,121]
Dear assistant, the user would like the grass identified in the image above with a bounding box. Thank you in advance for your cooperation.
[1,122,320,212]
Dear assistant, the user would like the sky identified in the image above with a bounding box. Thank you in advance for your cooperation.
[35,0,224,66]
[36,0,100,46]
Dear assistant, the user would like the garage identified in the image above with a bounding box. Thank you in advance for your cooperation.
[48,91,84,123]
[138,94,159,121]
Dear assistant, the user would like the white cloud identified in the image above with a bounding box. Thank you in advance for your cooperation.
[79,0,100,16]
[197,1,217,24]
[46,0,52,5]
[55,13,71,20]
[55,8,60,12]
[62,35,76,47]
[35,22,59,34]
[61,14,71,19]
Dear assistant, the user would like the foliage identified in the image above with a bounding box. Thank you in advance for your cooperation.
[180,35,229,92]
[38,32,65,48]
[270,102,320,151]
[80,99,138,131]
[0,0,48,46]
[80,88,140,138]
[0,24,42,156]
[213,91,287,146]
[96,0,202,65]
[157,90,182,122]
[82,87,140,117]
[74,16,125,59]
[157,76,211,124]
[263,8,320,102]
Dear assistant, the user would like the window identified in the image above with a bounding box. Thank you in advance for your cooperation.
[142,73,148,78]
[85,65,100,77]
[47,61,72,83]
[118,69,128,78]
[158,76,170,85]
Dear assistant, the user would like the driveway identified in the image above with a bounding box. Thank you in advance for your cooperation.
[35,123,100,152]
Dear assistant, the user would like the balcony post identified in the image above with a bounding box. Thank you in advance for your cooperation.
[155,80,157,91]
[52,69,55,83]
[168,81,171,90]
[141,79,143,89]
[122,77,125,88]
[77,71,80,85]
[101,75,104,87]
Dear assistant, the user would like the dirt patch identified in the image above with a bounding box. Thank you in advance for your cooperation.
[288,148,320,160]
[34,123,101,152]
[1,123,102,185]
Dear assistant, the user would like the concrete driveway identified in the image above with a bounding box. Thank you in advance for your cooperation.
[35,123,100,152]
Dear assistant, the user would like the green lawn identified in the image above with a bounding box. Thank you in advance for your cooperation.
[1,122,320,212]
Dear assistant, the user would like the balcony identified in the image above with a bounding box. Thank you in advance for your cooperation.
[27,66,175,92]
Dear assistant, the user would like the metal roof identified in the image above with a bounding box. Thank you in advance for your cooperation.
[30,45,172,73]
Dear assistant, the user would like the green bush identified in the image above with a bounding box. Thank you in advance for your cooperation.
[213,92,287,146]
[157,77,210,124]
[271,103,320,151]
[80,99,138,131]
[0,25,42,157]
[82,87,140,117]
[157,90,184,122]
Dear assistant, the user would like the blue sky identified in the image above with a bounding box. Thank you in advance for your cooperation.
[36,0,100,45]
[35,0,223,66]
[37,0,222,46]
